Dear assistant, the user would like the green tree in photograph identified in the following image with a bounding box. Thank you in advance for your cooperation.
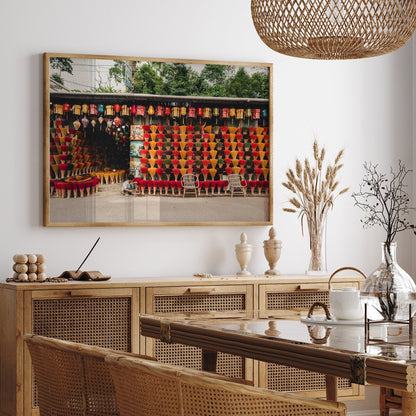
[94,85,120,93]
[160,63,199,96]
[50,57,73,86]
[50,73,64,86]
[250,71,269,98]
[225,67,252,97]
[134,63,165,95]
[50,57,73,75]
[198,64,233,96]
[109,60,126,84]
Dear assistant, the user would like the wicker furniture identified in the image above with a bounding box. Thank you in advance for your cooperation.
[181,173,199,197]
[0,274,364,415]
[228,173,247,197]
[24,334,155,416]
[106,354,347,416]
[140,315,416,416]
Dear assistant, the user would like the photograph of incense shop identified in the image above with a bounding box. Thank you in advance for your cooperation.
[2,1,416,416]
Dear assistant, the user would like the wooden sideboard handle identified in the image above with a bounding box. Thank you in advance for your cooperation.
[184,288,215,295]
[295,285,321,291]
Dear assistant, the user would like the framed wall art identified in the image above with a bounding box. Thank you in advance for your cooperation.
[44,53,273,226]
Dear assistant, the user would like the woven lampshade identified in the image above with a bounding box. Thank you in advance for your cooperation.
[251,0,416,59]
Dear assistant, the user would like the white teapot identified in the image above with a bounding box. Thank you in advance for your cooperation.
[328,267,367,320]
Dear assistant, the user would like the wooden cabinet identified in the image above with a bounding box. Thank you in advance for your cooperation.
[0,283,139,416]
[143,283,254,384]
[0,274,364,415]
[257,279,364,400]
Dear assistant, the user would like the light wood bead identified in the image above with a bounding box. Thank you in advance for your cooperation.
[14,263,28,274]
[13,254,28,264]
[28,273,38,282]
[28,263,38,273]
[27,254,37,264]
[12,272,19,281]
[36,254,46,264]
[37,264,47,273]
[37,273,47,282]
[18,273,28,282]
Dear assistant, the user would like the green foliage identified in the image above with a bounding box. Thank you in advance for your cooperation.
[50,57,73,75]
[160,63,199,96]
[50,73,64,85]
[94,85,120,93]
[134,63,166,95]
[128,61,269,98]
[109,60,126,84]
[225,68,252,97]
[250,72,269,98]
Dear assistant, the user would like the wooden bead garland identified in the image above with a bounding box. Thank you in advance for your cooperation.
[11,254,47,282]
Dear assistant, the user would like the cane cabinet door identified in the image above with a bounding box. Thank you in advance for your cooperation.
[257,280,364,400]
[143,284,254,384]
[145,284,254,319]
[23,287,139,415]
[258,279,361,318]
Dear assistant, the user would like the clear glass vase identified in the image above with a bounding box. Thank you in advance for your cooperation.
[306,219,327,275]
[360,242,416,321]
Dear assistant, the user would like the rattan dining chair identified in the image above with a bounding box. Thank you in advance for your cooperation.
[106,354,347,416]
[24,334,155,416]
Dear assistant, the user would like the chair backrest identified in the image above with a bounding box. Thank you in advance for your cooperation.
[24,334,155,416]
[106,354,347,416]
[229,173,244,187]
[181,173,198,188]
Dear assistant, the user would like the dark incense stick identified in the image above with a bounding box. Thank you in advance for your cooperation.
[75,237,100,273]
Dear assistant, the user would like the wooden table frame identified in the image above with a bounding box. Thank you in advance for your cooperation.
[140,315,416,416]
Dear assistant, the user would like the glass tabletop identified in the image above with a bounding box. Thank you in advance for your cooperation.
[187,317,416,363]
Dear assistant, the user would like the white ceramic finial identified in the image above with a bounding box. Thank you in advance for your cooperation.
[263,226,282,275]
[235,232,252,276]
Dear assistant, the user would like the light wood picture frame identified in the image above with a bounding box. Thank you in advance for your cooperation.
[44,53,273,226]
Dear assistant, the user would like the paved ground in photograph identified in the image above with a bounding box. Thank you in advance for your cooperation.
[50,184,270,224]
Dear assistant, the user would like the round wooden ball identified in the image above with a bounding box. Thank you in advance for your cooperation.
[36,254,46,264]
[13,272,19,281]
[14,263,28,274]
[28,273,37,282]
[28,263,38,273]
[27,254,37,264]
[37,263,47,273]
[13,254,28,264]
[18,273,29,282]
[37,273,47,282]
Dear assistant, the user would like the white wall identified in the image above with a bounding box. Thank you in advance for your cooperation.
[1,1,414,414]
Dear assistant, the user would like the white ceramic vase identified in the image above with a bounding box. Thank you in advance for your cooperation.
[263,227,282,275]
[235,232,252,276]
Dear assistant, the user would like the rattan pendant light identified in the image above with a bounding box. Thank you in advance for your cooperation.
[251,0,416,59]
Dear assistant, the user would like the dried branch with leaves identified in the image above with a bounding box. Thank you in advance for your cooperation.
[352,161,414,320]
[351,161,413,265]
[282,140,348,271]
